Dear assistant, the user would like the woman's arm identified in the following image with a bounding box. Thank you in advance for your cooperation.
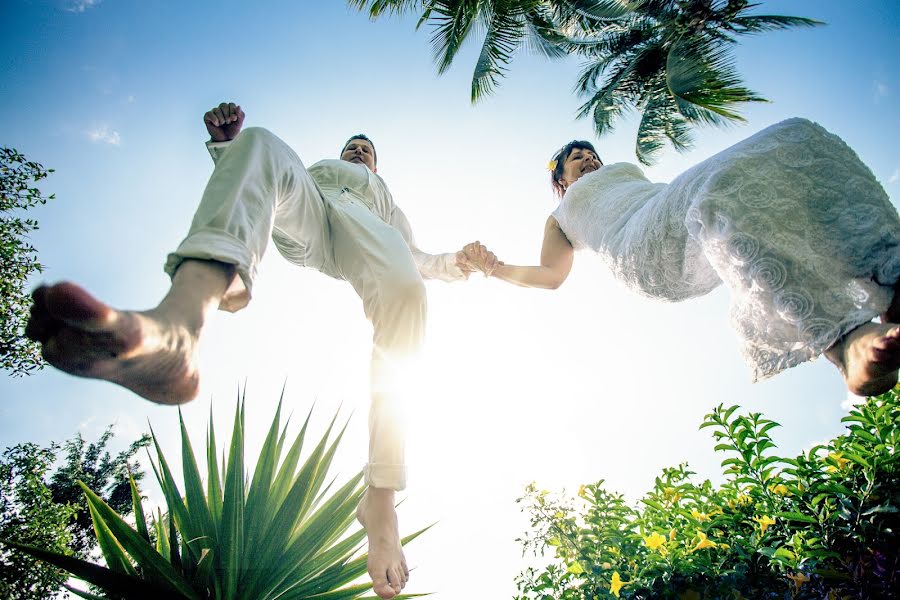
[490,216,574,289]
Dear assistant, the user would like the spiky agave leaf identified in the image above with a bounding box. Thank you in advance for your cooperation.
[79,482,201,598]
[0,539,188,600]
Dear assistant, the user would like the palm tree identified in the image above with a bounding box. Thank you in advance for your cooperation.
[349,0,822,164]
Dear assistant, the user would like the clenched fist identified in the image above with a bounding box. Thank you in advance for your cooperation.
[204,102,245,142]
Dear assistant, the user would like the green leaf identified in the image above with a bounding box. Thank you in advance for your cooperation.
[79,483,200,599]
[776,512,817,524]
[0,538,190,600]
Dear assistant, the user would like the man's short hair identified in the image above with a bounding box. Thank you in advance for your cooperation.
[341,134,377,165]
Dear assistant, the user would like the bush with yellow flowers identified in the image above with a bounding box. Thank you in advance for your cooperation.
[514,387,899,599]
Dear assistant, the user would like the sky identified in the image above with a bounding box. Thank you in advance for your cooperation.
[1,0,898,597]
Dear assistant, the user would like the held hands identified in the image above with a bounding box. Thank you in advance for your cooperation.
[455,241,501,277]
[204,102,245,142]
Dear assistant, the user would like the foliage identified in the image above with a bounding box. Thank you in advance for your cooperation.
[515,387,900,599]
[349,1,822,164]
[0,426,150,600]
[0,147,55,376]
[48,428,152,557]
[0,443,76,599]
[1,393,427,599]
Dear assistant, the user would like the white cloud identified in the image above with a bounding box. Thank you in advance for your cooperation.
[889,168,900,184]
[874,80,889,103]
[840,391,865,412]
[68,0,102,12]
[86,125,122,146]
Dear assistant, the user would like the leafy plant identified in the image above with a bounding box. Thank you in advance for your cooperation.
[1,393,427,599]
[0,147,55,376]
[0,426,150,600]
[0,443,76,599]
[349,0,822,163]
[515,387,900,599]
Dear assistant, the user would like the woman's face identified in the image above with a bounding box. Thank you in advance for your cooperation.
[560,147,601,189]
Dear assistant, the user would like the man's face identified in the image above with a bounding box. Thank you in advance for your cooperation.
[341,138,377,173]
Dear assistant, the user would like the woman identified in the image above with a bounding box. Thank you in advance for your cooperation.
[464,118,900,396]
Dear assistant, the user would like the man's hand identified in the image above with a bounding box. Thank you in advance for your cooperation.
[458,241,501,277]
[204,102,245,142]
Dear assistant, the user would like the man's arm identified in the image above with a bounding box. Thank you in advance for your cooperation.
[388,203,474,282]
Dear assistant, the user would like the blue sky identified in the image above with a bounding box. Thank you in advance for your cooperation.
[2,1,898,597]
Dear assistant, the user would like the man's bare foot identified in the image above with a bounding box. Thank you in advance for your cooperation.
[356,488,408,599]
[25,282,202,405]
[826,322,900,397]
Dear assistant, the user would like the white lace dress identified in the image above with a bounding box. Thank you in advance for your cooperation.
[552,118,900,380]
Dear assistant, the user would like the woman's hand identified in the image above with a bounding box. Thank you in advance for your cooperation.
[459,241,501,277]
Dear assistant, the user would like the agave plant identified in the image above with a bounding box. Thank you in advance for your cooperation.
[351,0,822,163]
[0,392,426,599]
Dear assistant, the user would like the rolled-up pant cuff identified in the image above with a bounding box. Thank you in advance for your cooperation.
[364,463,406,491]
[164,229,256,313]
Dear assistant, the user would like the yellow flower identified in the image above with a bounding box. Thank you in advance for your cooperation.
[578,484,588,499]
[718,543,731,550]
[669,528,677,541]
[567,561,584,575]
[692,531,717,551]
[738,493,752,505]
[691,509,710,522]
[547,159,558,171]
[754,515,776,536]
[827,452,851,472]
[609,572,628,598]
[787,571,810,592]
[644,532,667,553]
[663,487,682,503]
[768,483,790,496]
[601,562,612,570]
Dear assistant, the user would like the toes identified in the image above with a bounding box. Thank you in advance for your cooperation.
[372,580,397,600]
[46,282,114,330]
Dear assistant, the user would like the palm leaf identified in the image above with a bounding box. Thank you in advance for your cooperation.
[428,0,483,74]
[665,36,765,124]
[727,14,824,35]
[349,0,426,18]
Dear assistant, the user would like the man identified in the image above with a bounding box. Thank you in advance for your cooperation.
[25,101,497,599]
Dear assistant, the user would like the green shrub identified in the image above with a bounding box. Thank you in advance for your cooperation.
[515,387,900,599]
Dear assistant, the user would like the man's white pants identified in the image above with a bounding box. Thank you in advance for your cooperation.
[165,127,424,490]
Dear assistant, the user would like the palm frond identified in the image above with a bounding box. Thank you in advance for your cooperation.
[665,36,765,124]
[348,0,427,18]
[726,14,824,35]
[471,1,529,101]
[427,0,483,74]
[521,7,569,60]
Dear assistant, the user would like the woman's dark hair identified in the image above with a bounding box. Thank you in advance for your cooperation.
[341,134,377,165]
[550,140,599,198]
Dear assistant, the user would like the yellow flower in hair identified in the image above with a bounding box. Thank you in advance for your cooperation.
[547,159,558,171]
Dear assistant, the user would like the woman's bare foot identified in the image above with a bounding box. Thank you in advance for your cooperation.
[25,261,232,405]
[356,488,408,599]
[826,322,900,397]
